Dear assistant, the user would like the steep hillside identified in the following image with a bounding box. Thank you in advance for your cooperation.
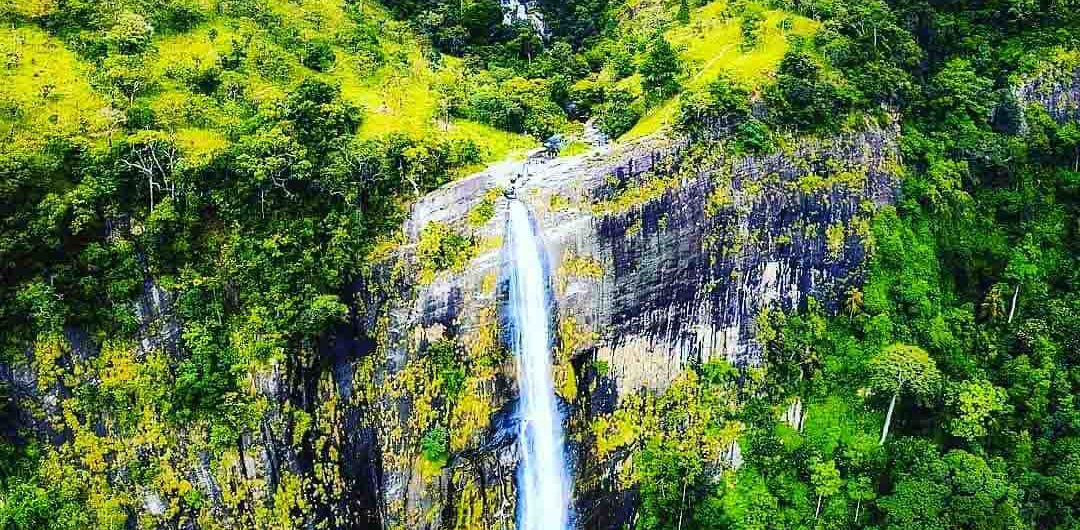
[2,0,535,160]
[616,0,820,139]
[0,2,539,529]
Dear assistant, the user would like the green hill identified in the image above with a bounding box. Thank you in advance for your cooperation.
[2,0,536,171]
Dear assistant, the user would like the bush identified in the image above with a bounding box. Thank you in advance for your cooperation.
[301,38,337,72]
[640,36,682,102]
[568,77,607,117]
[676,74,750,136]
[462,77,567,138]
[734,118,775,153]
[428,339,467,401]
[100,54,153,103]
[417,222,476,275]
[765,50,851,132]
[740,7,765,50]
[124,102,156,130]
[420,426,450,464]
[595,87,644,138]
[108,12,154,55]
[155,0,207,32]
[190,64,222,95]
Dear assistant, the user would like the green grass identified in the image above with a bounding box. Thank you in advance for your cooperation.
[0,26,112,150]
[143,0,535,167]
[621,1,818,141]
[445,120,538,166]
[560,140,591,157]
[673,3,817,87]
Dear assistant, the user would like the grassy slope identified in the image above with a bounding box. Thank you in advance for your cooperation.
[2,0,535,174]
[0,26,113,150]
[157,0,535,163]
[621,0,818,141]
[3,0,814,167]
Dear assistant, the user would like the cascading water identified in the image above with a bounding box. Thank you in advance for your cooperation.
[504,199,573,530]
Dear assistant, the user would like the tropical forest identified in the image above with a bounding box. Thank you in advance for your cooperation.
[0,0,1078,529]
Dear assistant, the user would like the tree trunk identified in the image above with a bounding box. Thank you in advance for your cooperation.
[815,494,822,519]
[854,499,861,523]
[1008,283,1020,324]
[879,392,897,445]
[677,480,688,530]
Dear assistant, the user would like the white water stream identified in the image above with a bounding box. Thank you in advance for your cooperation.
[505,199,572,530]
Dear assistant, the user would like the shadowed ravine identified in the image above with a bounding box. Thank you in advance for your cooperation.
[504,199,573,530]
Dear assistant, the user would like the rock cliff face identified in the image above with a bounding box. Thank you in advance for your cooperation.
[1016,63,1080,125]
[361,125,902,530]
[0,124,900,530]
[6,59,1080,530]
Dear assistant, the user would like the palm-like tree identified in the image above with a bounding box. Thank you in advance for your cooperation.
[845,288,864,322]
[981,285,1004,322]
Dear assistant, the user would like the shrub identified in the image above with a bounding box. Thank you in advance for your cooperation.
[734,118,775,153]
[301,38,337,72]
[765,50,852,132]
[676,74,750,136]
[428,339,467,401]
[739,7,765,50]
[640,36,682,102]
[108,12,154,55]
[420,426,450,464]
[462,77,567,138]
[417,222,476,276]
[595,87,643,138]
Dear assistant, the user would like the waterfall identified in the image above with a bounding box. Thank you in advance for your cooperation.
[504,199,572,530]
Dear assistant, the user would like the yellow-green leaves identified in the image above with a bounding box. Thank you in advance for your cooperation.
[868,343,941,400]
[946,379,1009,441]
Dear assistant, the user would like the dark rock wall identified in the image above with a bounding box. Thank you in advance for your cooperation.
[1017,64,1080,125]
[596,130,898,370]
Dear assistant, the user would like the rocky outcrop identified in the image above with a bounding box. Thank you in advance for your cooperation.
[499,0,547,37]
[369,125,902,530]
[1016,64,1080,125]
[0,124,900,530]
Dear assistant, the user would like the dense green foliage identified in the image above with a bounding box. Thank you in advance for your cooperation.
[632,0,1080,528]
[1,0,1079,528]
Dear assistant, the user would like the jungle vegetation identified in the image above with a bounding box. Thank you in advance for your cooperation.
[0,0,1078,529]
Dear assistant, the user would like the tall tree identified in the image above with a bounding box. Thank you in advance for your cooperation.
[640,36,682,102]
[811,459,842,519]
[868,343,941,445]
